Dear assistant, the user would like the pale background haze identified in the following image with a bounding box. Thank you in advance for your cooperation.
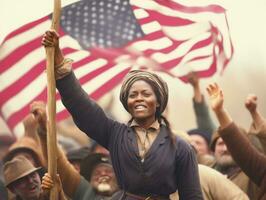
[1,0,265,136]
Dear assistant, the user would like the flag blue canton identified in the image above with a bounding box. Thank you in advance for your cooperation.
[59,0,144,49]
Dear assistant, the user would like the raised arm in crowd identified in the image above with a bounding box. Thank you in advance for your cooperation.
[207,83,266,200]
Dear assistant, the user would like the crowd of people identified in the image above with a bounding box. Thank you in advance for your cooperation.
[0,29,265,200]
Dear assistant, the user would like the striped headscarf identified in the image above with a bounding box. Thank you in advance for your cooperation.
[120,70,168,116]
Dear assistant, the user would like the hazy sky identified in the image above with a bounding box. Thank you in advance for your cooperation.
[1,0,266,135]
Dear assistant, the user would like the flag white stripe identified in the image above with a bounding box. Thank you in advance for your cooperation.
[129,37,173,51]
[75,58,108,78]
[171,0,226,8]
[162,22,211,41]
[151,32,211,63]
[131,0,227,23]
[175,44,213,66]
[0,35,84,92]
[13,123,24,138]
[0,46,45,92]
[82,63,130,94]
[2,73,46,119]
[0,20,51,60]
[141,21,162,35]
[133,9,149,19]
[170,56,214,76]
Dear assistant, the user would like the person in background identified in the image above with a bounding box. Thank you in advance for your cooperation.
[186,72,215,156]
[169,131,249,200]
[66,145,91,172]
[207,83,266,200]
[80,153,119,197]
[0,135,16,180]
[42,29,203,200]
[31,101,120,200]
[245,94,266,152]
[41,174,67,200]
[209,127,262,199]
[3,155,67,200]
[2,114,47,200]
[3,156,43,200]
[187,128,212,156]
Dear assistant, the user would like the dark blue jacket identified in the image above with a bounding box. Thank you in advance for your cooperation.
[56,71,203,200]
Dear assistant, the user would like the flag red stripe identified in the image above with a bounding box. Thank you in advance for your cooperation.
[1,36,43,73]
[156,0,225,13]
[137,9,195,26]
[90,67,131,100]
[6,88,47,130]
[56,109,69,121]
[71,54,101,70]
[0,61,45,107]
[79,63,115,85]
[0,48,77,107]
[179,49,217,82]
[190,34,213,51]
[1,29,66,74]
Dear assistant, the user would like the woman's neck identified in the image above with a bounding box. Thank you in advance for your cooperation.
[135,117,156,129]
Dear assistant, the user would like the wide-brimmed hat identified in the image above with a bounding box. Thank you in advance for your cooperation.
[80,153,112,181]
[67,145,91,161]
[3,136,45,167]
[3,156,41,187]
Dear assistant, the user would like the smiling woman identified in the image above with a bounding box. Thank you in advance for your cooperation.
[42,29,203,200]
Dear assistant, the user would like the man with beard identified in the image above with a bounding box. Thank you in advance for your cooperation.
[210,122,261,199]
[209,99,262,200]
[211,136,237,174]
[80,153,118,198]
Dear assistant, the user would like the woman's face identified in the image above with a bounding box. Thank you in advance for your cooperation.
[127,80,159,125]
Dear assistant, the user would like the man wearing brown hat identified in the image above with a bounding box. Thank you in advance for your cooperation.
[3,156,42,200]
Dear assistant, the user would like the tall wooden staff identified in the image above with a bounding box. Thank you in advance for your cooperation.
[45,0,61,199]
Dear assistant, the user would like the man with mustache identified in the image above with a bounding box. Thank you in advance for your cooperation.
[210,131,262,199]
[80,153,119,198]
[211,135,237,175]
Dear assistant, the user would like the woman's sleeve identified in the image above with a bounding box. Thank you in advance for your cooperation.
[175,140,203,200]
[219,122,266,186]
[56,71,119,148]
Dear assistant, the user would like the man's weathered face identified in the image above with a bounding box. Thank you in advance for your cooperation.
[214,137,235,167]
[190,134,209,155]
[10,171,41,200]
[90,163,118,196]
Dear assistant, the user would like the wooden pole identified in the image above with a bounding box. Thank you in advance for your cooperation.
[45,0,61,199]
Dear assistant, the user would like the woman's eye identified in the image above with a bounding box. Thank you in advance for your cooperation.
[128,94,136,98]
[143,93,151,97]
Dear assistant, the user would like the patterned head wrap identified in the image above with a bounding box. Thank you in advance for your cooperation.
[120,70,168,116]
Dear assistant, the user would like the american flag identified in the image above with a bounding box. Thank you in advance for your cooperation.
[0,0,233,136]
